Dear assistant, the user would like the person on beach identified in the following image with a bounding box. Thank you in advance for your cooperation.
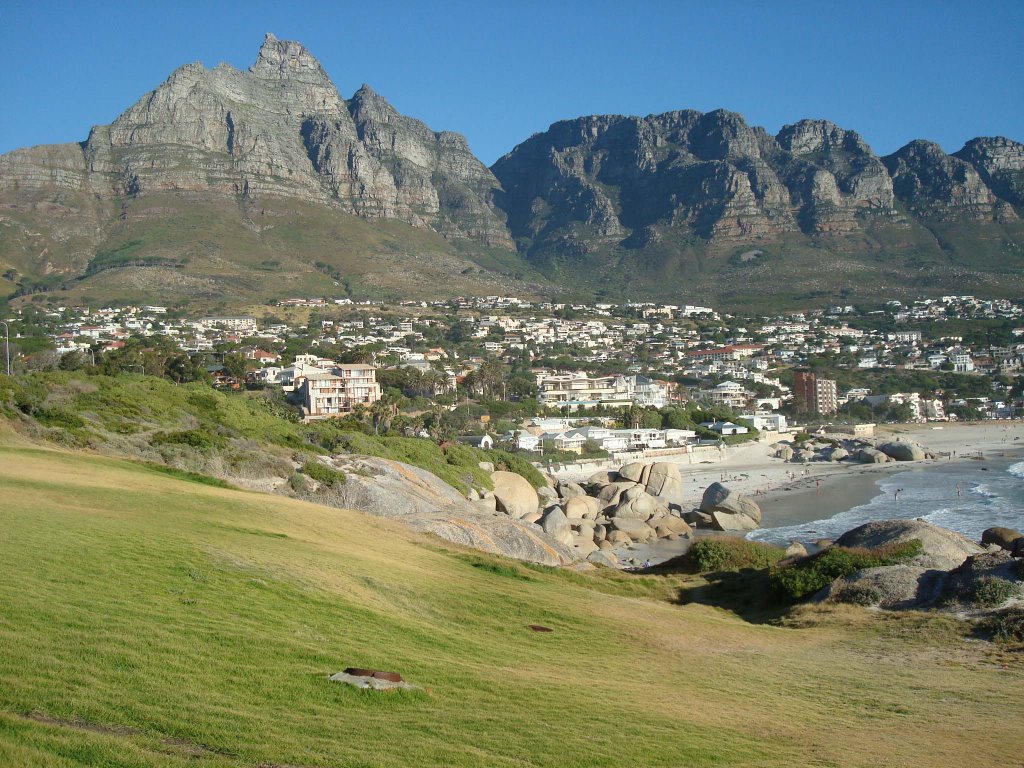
[894,488,903,501]
[956,483,961,497]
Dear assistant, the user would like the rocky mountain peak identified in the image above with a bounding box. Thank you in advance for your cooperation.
[776,119,872,157]
[250,32,332,85]
[954,136,1024,206]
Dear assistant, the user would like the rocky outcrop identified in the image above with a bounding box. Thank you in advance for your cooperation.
[879,442,926,462]
[491,471,540,519]
[319,456,572,566]
[882,140,1002,221]
[2,33,513,249]
[834,519,984,571]
[699,482,762,531]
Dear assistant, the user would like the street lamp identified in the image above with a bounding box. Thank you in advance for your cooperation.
[0,321,9,375]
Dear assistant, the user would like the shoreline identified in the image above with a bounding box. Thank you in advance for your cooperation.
[604,422,1024,566]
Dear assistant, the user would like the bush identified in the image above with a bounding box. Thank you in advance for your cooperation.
[301,460,347,488]
[770,540,924,603]
[288,473,311,494]
[687,538,785,573]
[977,608,1024,642]
[152,429,227,451]
[834,584,883,606]
[971,577,1020,608]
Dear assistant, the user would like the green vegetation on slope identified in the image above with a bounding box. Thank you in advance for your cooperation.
[0,445,1021,767]
[0,372,540,494]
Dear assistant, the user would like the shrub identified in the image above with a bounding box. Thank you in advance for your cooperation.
[770,539,924,603]
[301,460,347,487]
[971,577,1020,608]
[152,429,227,451]
[288,473,311,494]
[834,584,883,606]
[34,406,86,431]
[687,538,785,573]
[977,608,1024,642]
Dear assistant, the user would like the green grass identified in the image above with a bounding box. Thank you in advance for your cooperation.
[0,443,1022,766]
[0,372,542,495]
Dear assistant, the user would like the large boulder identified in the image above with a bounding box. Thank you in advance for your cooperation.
[834,519,984,570]
[822,565,945,609]
[556,480,587,500]
[610,517,656,541]
[776,445,795,461]
[410,516,575,566]
[981,526,1024,551]
[646,462,685,506]
[657,516,693,536]
[537,485,558,504]
[618,462,648,483]
[855,447,889,464]
[711,510,758,531]
[587,549,620,568]
[879,442,926,462]
[607,530,633,545]
[700,482,762,525]
[597,481,640,509]
[610,491,658,520]
[540,507,574,547]
[491,471,540,519]
[829,447,849,462]
[563,495,602,519]
[587,470,618,487]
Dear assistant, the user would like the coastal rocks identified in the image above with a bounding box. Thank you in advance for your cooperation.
[540,507,574,547]
[646,463,685,506]
[556,480,587,500]
[564,495,602,519]
[700,482,762,531]
[981,526,1024,552]
[587,549,620,568]
[834,519,984,570]
[610,517,656,542]
[775,445,795,461]
[491,471,540,519]
[828,447,849,462]
[854,447,890,464]
[785,541,809,559]
[879,442,926,462]
[824,565,944,609]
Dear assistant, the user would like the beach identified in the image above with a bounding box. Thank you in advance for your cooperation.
[575,421,1024,566]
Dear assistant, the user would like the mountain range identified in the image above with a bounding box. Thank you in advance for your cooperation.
[1,33,1022,310]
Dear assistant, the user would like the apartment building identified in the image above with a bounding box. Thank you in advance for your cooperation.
[793,370,838,415]
[297,363,381,420]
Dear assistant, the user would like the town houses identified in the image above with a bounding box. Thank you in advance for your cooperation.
[7,292,1024,436]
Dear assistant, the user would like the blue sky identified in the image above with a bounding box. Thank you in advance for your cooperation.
[1,0,1021,165]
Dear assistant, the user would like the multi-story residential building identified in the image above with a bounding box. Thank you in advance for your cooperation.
[297,363,381,420]
[793,370,838,414]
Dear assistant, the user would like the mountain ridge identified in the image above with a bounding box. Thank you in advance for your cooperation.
[1,34,1022,309]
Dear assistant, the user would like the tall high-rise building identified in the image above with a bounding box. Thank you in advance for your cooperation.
[793,370,837,414]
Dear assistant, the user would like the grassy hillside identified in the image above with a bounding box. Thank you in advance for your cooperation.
[0,440,1021,767]
[0,191,550,311]
[0,372,545,495]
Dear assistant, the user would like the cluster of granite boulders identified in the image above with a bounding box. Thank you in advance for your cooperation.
[484,461,768,567]
[775,436,935,465]
[798,520,1024,612]
[489,462,704,566]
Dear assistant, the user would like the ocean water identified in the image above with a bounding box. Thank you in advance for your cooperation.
[749,457,1024,546]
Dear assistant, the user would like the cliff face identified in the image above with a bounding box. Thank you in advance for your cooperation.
[491,111,1022,261]
[0,33,512,249]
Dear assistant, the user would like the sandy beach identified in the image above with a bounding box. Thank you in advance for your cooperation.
[562,421,1024,566]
